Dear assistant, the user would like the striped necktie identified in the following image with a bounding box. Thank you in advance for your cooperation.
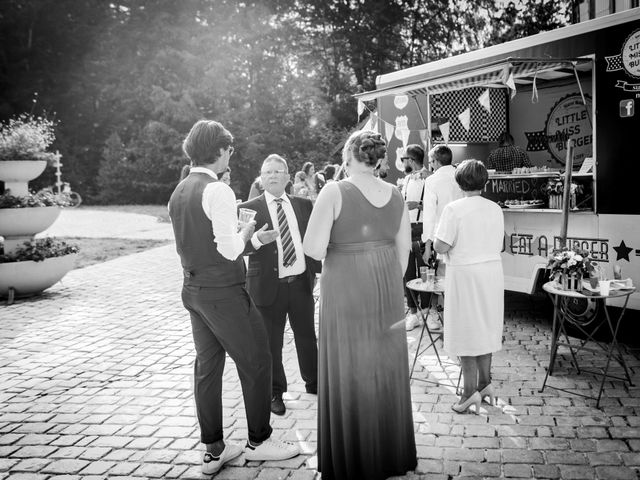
[275,198,296,267]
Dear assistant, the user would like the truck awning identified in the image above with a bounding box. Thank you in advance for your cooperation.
[354,57,593,101]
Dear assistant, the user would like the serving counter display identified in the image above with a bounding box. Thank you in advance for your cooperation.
[483,171,594,213]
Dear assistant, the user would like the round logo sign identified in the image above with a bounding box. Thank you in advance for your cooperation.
[621,28,640,79]
[545,94,593,166]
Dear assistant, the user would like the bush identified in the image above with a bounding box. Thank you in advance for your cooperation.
[0,190,72,208]
[0,237,79,263]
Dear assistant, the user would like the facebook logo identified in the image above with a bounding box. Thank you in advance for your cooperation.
[620,100,635,118]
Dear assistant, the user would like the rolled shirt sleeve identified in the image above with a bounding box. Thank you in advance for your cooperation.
[421,189,437,243]
[201,182,246,261]
[434,203,457,246]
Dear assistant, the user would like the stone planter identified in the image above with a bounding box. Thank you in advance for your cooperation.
[0,160,47,196]
[0,253,77,298]
[0,155,75,302]
[0,206,61,238]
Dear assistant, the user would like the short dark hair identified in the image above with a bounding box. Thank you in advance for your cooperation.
[323,164,336,180]
[497,131,514,147]
[429,145,452,166]
[405,144,424,167]
[455,159,489,191]
[182,120,233,166]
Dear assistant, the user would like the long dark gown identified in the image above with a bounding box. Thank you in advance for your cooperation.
[318,181,417,480]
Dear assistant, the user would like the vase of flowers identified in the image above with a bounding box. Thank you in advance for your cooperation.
[0,114,77,302]
[0,114,61,196]
[547,246,596,291]
[543,177,584,210]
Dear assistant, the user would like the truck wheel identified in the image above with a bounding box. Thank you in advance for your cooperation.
[560,296,599,327]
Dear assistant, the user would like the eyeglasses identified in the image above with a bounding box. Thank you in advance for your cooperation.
[400,157,413,162]
[261,169,287,176]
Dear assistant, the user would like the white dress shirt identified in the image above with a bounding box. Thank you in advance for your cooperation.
[251,192,306,278]
[189,167,246,261]
[421,165,463,243]
[401,168,428,223]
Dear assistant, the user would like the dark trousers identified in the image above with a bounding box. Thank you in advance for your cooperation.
[256,277,318,396]
[404,247,428,311]
[182,284,273,444]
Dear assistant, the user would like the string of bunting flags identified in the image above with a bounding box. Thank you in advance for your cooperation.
[356,68,521,148]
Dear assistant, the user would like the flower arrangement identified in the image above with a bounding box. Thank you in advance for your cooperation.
[543,177,584,196]
[0,191,72,208]
[547,246,596,280]
[0,237,78,263]
[0,113,60,163]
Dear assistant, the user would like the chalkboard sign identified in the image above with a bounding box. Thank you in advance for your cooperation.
[482,175,552,203]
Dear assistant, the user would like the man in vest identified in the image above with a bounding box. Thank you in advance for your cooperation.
[168,120,299,476]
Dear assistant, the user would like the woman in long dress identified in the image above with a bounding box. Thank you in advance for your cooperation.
[433,159,505,413]
[303,130,416,479]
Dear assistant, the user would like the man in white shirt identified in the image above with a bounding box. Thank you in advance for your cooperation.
[399,145,431,331]
[421,145,463,253]
[168,120,299,476]
[421,145,463,326]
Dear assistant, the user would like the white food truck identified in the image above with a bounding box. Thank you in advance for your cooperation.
[356,10,640,316]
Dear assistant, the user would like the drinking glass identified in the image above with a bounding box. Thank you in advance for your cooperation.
[238,208,257,223]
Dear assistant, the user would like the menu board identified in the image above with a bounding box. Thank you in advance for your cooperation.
[482,175,549,203]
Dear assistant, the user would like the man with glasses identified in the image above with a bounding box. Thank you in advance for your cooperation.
[239,154,321,416]
[399,145,432,331]
[168,121,300,476]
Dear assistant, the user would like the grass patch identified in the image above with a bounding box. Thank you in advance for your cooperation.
[64,237,173,269]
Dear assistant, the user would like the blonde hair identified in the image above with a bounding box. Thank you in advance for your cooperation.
[262,154,288,172]
[342,130,387,168]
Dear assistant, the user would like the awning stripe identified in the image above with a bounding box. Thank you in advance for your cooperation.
[355,57,593,101]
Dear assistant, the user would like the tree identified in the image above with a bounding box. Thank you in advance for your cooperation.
[0,0,572,204]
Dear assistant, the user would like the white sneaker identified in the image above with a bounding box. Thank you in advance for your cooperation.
[405,313,421,331]
[202,443,243,475]
[426,311,442,331]
[244,438,300,461]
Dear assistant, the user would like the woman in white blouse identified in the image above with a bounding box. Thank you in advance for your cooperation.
[433,159,505,414]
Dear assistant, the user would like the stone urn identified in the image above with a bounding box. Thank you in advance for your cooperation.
[0,160,75,302]
[0,254,77,298]
[0,160,47,196]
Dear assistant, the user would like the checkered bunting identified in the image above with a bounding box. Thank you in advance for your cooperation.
[431,88,507,142]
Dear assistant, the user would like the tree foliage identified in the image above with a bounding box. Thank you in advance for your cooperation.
[0,0,571,203]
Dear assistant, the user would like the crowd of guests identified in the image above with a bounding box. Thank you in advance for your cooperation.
[170,119,505,479]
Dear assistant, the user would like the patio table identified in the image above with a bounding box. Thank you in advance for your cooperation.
[540,280,636,407]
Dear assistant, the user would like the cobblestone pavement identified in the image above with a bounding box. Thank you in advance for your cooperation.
[1,244,640,479]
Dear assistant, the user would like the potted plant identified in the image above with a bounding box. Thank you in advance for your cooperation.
[0,114,77,302]
[547,246,596,291]
[0,191,72,237]
[0,238,78,299]
[0,114,60,196]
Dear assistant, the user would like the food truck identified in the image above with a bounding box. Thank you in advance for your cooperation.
[356,10,640,312]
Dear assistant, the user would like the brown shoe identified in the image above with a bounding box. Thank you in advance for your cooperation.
[271,394,285,416]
